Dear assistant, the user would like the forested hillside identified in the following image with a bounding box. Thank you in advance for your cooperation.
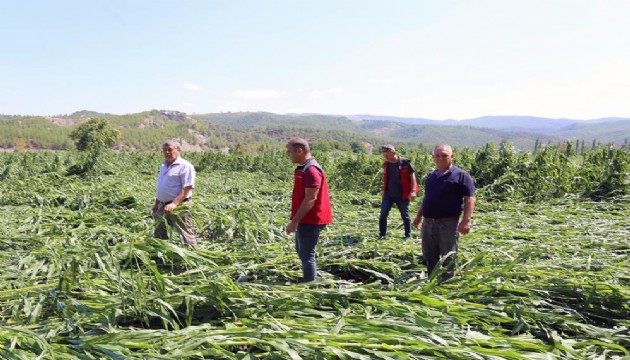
[1,110,627,152]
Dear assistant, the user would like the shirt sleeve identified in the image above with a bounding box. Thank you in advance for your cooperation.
[304,166,323,188]
[180,163,196,188]
[407,162,415,174]
[461,172,475,196]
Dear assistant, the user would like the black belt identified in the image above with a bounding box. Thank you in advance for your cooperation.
[423,216,459,224]
[163,197,191,205]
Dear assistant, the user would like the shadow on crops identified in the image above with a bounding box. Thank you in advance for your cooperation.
[323,264,390,284]
[542,283,629,328]
[328,235,363,247]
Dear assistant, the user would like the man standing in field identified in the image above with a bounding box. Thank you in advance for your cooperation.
[413,144,475,281]
[152,140,198,248]
[285,137,333,282]
[379,144,418,239]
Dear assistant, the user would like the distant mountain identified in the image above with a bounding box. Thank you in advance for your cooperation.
[461,116,576,132]
[190,112,558,148]
[1,110,628,151]
[347,114,453,125]
[348,114,630,134]
[551,119,630,145]
[583,117,630,124]
[66,110,115,119]
[195,112,357,131]
[355,120,551,149]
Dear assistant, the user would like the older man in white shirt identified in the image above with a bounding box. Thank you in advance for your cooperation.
[152,140,198,248]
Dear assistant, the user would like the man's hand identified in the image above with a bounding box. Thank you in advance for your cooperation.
[458,219,471,235]
[409,191,417,201]
[412,216,422,229]
[164,203,177,213]
[286,220,298,234]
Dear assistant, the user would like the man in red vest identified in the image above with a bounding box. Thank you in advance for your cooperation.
[379,144,418,239]
[285,137,333,282]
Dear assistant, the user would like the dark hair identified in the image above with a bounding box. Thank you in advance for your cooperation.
[380,144,396,153]
[287,137,310,153]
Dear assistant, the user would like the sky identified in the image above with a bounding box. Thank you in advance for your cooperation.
[1,0,630,120]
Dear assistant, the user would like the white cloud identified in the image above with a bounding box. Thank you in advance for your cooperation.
[182,83,203,92]
[310,90,325,99]
[182,102,195,107]
[309,88,343,99]
[232,89,281,100]
[368,78,394,85]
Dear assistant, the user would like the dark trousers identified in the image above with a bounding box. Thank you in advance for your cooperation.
[153,202,198,248]
[295,223,326,282]
[421,219,459,280]
[379,195,411,237]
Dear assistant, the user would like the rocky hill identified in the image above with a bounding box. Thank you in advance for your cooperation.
[1,110,628,151]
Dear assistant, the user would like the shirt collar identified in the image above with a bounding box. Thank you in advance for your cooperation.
[164,156,183,167]
[300,157,315,167]
[435,165,454,175]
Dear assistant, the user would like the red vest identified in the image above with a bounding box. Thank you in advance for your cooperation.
[383,158,419,200]
[291,159,333,224]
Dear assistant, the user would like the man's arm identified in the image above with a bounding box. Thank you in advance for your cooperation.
[152,198,160,215]
[458,196,475,235]
[163,185,193,213]
[412,198,424,229]
[286,187,319,233]
[409,173,418,201]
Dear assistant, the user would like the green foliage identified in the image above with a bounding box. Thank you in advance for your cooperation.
[0,116,73,149]
[1,144,627,201]
[480,145,630,201]
[5,111,629,152]
[69,117,121,152]
[583,147,630,199]
[65,118,121,176]
[0,150,628,358]
[469,143,519,188]
[328,153,383,193]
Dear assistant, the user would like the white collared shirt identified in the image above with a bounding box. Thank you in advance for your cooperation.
[156,156,195,202]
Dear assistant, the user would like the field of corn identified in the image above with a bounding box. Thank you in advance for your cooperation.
[0,146,628,359]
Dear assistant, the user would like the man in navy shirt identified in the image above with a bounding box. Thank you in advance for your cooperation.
[412,144,475,280]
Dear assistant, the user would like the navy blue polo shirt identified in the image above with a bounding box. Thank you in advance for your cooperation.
[422,166,475,218]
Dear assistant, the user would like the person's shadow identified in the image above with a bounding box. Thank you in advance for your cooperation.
[325,235,363,247]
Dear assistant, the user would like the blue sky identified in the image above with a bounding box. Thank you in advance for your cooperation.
[1,0,629,119]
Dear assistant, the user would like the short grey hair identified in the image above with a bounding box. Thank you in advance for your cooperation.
[162,140,182,150]
[433,144,453,154]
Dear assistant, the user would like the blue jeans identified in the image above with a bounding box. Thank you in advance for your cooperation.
[295,224,326,282]
[379,195,411,237]
[421,219,459,280]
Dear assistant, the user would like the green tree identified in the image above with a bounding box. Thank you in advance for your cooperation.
[69,118,121,152]
[350,141,368,153]
[67,118,121,176]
